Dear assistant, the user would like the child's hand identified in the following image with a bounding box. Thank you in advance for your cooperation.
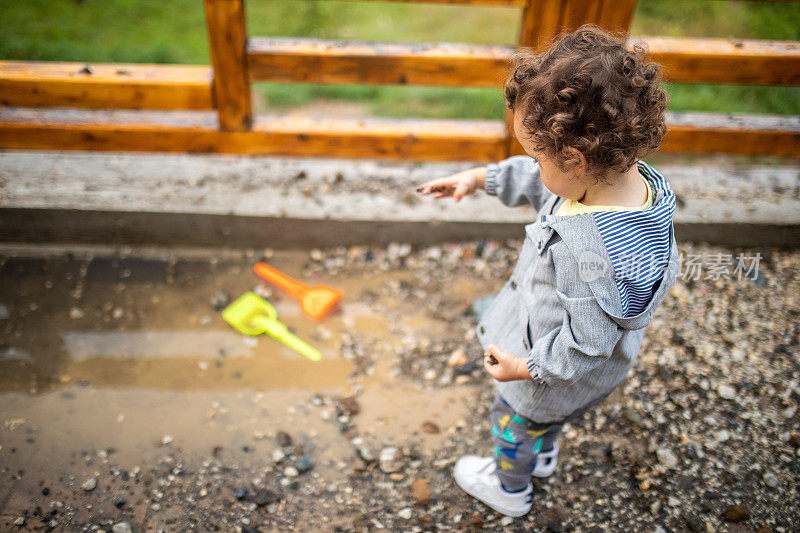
[483,344,529,382]
[415,168,482,202]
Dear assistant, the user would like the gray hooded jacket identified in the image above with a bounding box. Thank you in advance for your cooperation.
[476,155,679,424]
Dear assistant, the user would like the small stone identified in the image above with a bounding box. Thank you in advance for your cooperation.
[398,507,412,520]
[668,496,680,507]
[113,497,127,508]
[411,478,431,505]
[82,476,97,491]
[686,515,704,532]
[421,421,440,434]
[254,488,278,506]
[211,291,230,311]
[13,517,24,526]
[295,454,313,474]
[379,447,404,473]
[723,504,750,522]
[500,516,514,526]
[656,448,678,468]
[339,396,361,415]
[357,446,375,463]
[112,522,132,533]
[284,466,299,477]
[714,430,730,443]
[235,487,249,500]
[276,431,293,447]
[547,520,563,533]
[447,349,467,367]
[69,306,84,319]
[717,384,736,399]
[470,512,484,529]
[763,472,779,488]
[272,449,286,463]
[161,434,173,445]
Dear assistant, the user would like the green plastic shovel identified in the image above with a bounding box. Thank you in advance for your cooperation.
[222,292,321,361]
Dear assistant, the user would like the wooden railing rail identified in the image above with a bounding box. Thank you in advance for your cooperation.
[0,0,797,160]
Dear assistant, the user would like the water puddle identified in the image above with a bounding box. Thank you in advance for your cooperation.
[0,245,498,526]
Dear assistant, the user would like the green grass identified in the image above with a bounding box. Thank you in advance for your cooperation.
[1,0,798,118]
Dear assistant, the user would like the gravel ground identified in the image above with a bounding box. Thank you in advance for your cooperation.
[1,239,798,532]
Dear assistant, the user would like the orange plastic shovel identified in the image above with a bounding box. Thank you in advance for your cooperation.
[254,262,343,321]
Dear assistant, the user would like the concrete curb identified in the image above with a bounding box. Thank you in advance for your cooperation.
[1,151,798,248]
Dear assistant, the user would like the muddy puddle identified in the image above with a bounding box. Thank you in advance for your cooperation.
[0,244,499,530]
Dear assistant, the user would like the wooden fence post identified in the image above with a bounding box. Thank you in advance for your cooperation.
[506,0,638,156]
[204,0,252,131]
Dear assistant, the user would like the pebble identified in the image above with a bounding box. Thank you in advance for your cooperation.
[295,454,313,474]
[357,446,375,463]
[284,466,299,477]
[254,488,278,506]
[411,478,431,505]
[379,447,404,473]
[421,421,440,434]
[112,522,132,533]
[656,448,678,468]
[13,517,24,526]
[717,384,736,399]
[276,431,293,447]
[668,496,680,507]
[82,476,97,491]
[547,520,563,532]
[763,472,779,488]
[447,349,467,367]
[397,507,412,520]
[339,396,361,415]
[723,504,750,522]
[210,290,230,311]
[714,429,731,443]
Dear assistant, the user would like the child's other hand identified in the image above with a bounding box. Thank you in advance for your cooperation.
[415,169,480,202]
[483,344,528,382]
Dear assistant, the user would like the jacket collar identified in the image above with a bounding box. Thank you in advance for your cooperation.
[528,165,678,330]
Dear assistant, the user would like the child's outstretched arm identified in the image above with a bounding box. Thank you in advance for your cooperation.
[416,167,486,202]
[484,155,549,211]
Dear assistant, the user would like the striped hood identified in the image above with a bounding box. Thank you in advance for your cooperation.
[542,160,679,330]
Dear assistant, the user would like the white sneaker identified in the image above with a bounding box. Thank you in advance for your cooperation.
[532,442,558,478]
[453,455,533,517]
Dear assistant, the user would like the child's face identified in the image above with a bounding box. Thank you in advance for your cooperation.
[513,112,587,201]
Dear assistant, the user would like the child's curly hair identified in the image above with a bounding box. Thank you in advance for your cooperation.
[504,24,669,182]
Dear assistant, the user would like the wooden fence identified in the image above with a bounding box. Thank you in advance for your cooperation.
[0,0,797,160]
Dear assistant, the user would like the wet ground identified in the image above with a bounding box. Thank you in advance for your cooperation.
[0,240,798,532]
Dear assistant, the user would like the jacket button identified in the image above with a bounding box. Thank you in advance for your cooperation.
[510,280,517,290]
[479,326,485,334]
[537,240,542,250]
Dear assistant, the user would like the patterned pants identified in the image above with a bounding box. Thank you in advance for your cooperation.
[490,394,563,491]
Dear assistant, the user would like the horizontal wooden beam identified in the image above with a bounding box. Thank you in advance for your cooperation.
[247,36,800,87]
[0,61,214,110]
[1,111,796,159]
[316,0,527,6]
[644,36,800,86]
[247,38,511,87]
[0,115,508,161]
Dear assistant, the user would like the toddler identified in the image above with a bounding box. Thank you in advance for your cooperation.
[417,24,678,517]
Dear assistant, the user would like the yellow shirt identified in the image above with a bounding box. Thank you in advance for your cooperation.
[556,172,653,216]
